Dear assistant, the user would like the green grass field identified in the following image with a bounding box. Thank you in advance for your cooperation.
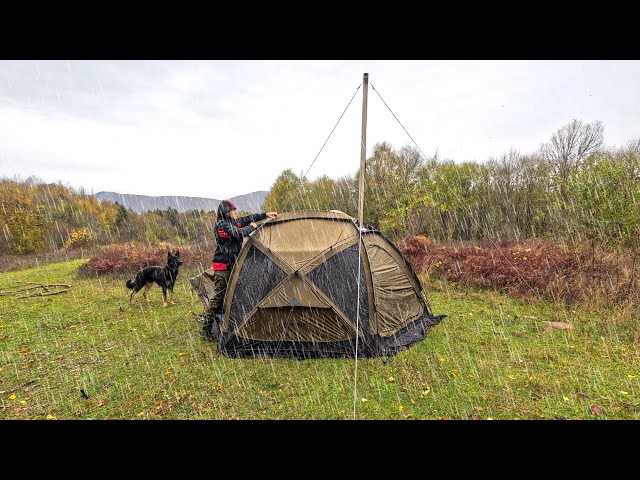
[0,259,638,419]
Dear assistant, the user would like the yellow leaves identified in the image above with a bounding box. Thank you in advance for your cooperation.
[563,396,570,402]
[20,348,30,353]
[46,414,57,420]
[388,376,395,383]
[20,400,27,405]
[404,414,413,419]
[64,227,90,249]
[522,256,528,261]
[215,384,223,392]
[8,394,16,400]
[136,411,144,417]
[474,246,481,251]
[178,352,187,356]
[473,406,484,411]
[164,371,172,376]
[524,248,532,252]
[628,375,637,379]
[361,398,368,403]
[620,391,629,395]
[154,400,163,409]
[21,364,30,369]
[438,357,446,363]
[398,405,404,412]
[487,417,494,420]
[422,389,431,396]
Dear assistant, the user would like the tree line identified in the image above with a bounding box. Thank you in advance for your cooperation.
[0,177,218,255]
[261,119,639,249]
[2,118,638,255]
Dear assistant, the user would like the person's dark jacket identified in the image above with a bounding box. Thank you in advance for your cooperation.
[211,200,267,270]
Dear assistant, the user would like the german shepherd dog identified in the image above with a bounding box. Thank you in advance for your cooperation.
[126,251,182,307]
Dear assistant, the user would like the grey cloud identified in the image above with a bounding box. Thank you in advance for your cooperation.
[0,60,248,124]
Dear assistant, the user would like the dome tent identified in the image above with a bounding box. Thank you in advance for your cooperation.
[190,210,445,359]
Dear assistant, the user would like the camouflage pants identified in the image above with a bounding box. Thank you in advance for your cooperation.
[202,269,231,329]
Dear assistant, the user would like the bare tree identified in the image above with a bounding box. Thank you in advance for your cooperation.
[619,138,640,182]
[397,145,423,192]
[540,119,605,180]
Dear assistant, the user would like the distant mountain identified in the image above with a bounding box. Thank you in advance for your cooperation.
[94,191,268,214]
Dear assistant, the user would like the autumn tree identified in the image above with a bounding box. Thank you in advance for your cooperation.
[261,169,308,212]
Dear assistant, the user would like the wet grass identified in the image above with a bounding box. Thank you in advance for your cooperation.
[0,259,638,419]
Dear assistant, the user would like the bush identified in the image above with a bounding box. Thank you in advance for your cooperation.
[398,236,639,306]
[77,242,212,276]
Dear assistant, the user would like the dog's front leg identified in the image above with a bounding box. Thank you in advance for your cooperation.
[168,289,176,305]
[162,286,168,307]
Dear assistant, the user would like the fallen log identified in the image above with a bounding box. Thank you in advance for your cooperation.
[0,283,72,299]
[16,289,69,299]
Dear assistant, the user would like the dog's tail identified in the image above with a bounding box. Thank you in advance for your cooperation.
[126,279,136,289]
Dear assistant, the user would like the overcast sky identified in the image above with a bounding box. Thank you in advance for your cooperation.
[1,60,639,199]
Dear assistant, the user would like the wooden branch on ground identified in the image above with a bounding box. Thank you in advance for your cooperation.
[16,289,69,299]
[0,380,39,395]
[0,283,72,299]
[0,285,53,295]
[16,282,71,288]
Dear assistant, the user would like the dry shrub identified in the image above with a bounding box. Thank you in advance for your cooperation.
[398,236,639,307]
[77,242,213,276]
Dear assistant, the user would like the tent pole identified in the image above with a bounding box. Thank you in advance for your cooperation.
[358,73,369,227]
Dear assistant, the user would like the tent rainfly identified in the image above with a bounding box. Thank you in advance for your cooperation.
[190,210,445,359]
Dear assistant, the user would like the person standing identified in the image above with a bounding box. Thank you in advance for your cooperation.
[200,200,277,341]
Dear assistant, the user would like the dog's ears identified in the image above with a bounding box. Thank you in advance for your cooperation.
[175,250,180,257]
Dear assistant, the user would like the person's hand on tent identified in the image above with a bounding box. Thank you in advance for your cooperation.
[266,212,278,219]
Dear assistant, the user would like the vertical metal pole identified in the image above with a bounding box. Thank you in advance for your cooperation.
[358,73,369,227]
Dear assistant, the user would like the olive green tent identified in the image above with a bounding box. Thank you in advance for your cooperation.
[190,210,445,359]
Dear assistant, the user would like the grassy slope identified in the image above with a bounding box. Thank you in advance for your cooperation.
[0,260,638,420]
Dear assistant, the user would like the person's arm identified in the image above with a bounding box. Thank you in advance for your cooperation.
[235,212,267,227]
[219,219,256,240]
[236,211,278,227]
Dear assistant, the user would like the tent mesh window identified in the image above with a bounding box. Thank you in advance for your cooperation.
[228,246,287,330]
[307,244,370,334]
